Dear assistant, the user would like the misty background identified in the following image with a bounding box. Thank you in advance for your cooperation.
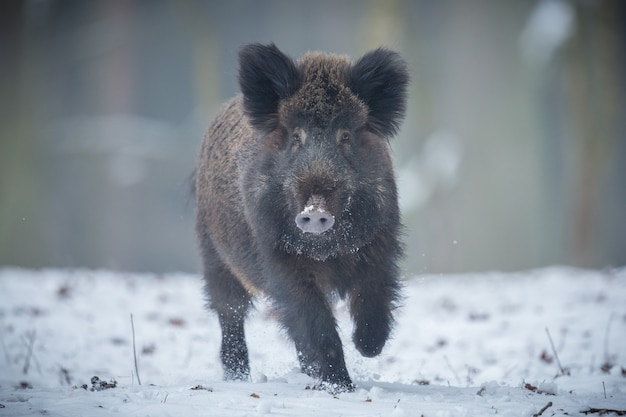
[1,0,624,275]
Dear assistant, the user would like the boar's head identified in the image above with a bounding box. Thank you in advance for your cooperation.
[239,43,409,261]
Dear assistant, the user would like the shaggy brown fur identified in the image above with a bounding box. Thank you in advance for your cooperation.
[195,43,409,392]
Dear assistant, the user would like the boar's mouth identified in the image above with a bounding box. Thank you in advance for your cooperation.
[278,193,365,262]
[279,194,358,262]
[295,195,335,234]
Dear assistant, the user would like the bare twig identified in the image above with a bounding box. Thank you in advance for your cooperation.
[59,366,72,385]
[22,330,37,375]
[443,355,461,386]
[603,381,607,399]
[604,313,615,363]
[545,328,566,376]
[130,314,142,385]
[533,401,553,417]
[582,408,626,416]
[0,331,10,366]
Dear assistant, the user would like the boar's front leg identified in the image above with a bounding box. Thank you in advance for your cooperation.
[350,258,401,358]
[270,269,353,392]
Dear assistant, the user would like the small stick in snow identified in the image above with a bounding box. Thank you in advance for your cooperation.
[533,401,553,417]
[22,330,37,375]
[602,313,616,372]
[545,328,567,376]
[443,355,462,386]
[130,314,142,385]
[1,331,11,366]
[603,313,615,360]
[582,408,626,416]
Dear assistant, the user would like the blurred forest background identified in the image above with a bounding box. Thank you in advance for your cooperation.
[1,0,625,275]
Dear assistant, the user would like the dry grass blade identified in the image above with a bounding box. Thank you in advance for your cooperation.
[130,313,142,385]
[545,327,568,376]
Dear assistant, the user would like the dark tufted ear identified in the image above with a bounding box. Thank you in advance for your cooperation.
[238,43,301,133]
[348,48,410,138]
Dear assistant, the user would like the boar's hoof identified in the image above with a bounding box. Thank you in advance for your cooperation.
[318,379,355,394]
[295,208,335,234]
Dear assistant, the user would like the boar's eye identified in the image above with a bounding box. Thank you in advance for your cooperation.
[291,128,306,146]
[337,130,351,144]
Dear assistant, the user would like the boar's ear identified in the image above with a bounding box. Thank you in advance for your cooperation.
[349,48,409,138]
[238,43,300,133]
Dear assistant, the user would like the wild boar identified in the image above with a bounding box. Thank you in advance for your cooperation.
[195,43,409,392]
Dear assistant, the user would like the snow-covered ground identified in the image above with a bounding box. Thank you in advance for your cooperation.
[1,267,625,416]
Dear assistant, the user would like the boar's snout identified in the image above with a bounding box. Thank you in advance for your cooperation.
[295,208,335,234]
[295,195,335,234]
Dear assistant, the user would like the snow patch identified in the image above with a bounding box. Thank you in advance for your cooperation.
[0,267,624,416]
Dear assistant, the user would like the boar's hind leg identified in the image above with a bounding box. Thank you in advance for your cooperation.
[216,301,250,381]
[202,243,252,381]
